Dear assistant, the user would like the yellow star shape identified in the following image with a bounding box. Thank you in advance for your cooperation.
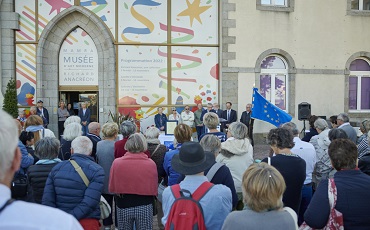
[177,0,211,27]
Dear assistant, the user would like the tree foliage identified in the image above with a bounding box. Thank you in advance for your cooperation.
[2,78,18,118]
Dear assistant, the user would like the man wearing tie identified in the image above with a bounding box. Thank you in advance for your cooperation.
[240,103,255,146]
[213,103,223,118]
[221,102,237,132]
[78,102,91,136]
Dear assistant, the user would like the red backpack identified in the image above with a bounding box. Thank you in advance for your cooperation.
[165,181,214,230]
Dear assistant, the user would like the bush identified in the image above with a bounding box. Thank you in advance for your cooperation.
[2,78,18,118]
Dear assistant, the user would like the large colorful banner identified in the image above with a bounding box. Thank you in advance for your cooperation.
[59,28,99,86]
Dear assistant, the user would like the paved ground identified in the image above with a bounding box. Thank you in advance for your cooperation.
[103,144,271,230]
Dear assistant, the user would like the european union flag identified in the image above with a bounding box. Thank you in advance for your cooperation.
[251,88,292,127]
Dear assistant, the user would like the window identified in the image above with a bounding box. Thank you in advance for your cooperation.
[349,58,370,111]
[260,55,288,111]
[351,0,370,10]
[261,0,287,6]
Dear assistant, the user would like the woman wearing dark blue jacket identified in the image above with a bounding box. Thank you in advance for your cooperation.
[42,136,104,230]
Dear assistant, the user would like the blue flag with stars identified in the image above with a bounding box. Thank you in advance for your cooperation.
[251,88,292,127]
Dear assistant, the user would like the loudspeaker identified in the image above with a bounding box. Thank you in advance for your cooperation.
[298,102,311,121]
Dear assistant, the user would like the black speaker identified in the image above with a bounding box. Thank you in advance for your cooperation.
[298,102,311,121]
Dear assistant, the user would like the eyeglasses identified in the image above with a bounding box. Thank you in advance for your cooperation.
[185,108,189,110]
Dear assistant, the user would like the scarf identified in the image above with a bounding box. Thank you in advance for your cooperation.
[25,125,44,132]
[36,158,62,165]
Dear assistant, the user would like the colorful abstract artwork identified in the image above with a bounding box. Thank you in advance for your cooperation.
[15,1,36,41]
[118,0,167,43]
[16,44,37,106]
[38,0,73,36]
[81,0,116,40]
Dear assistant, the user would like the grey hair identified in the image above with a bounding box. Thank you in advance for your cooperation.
[125,133,148,153]
[35,137,60,160]
[203,112,219,129]
[337,113,350,122]
[120,120,137,137]
[0,110,19,181]
[18,110,25,115]
[63,123,82,141]
[228,122,248,139]
[281,122,299,136]
[314,118,328,131]
[101,122,119,139]
[200,135,221,156]
[64,116,81,128]
[88,122,100,133]
[71,136,93,156]
[145,127,160,139]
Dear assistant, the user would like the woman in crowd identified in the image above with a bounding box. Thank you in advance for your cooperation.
[194,103,204,141]
[96,122,119,230]
[358,120,370,158]
[222,163,298,230]
[328,128,348,141]
[145,127,168,230]
[109,133,158,230]
[310,118,332,188]
[359,136,370,175]
[329,115,338,129]
[64,115,81,128]
[180,105,194,128]
[302,115,319,142]
[19,131,37,164]
[163,124,193,186]
[59,122,82,160]
[57,100,70,138]
[114,121,150,159]
[168,107,181,122]
[24,115,55,144]
[304,139,370,228]
[199,112,227,142]
[262,128,306,215]
[67,103,75,116]
[27,137,61,204]
[217,122,254,210]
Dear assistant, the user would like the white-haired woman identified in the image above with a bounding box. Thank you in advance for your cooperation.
[217,122,254,210]
[96,122,119,229]
[109,133,158,230]
[59,122,82,160]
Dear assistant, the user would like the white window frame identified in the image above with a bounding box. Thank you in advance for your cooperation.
[348,58,370,112]
[261,0,287,6]
[260,55,289,112]
[352,0,370,10]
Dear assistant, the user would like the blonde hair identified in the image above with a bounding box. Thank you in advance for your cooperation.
[242,163,286,212]
[203,112,219,129]
[102,122,119,139]
[24,115,44,143]
[174,124,192,143]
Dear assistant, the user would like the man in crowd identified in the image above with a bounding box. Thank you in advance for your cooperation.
[337,113,357,143]
[36,100,49,128]
[162,142,232,229]
[42,136,104,229]
[221,102,237,132]
[0,110,82,229]
[213,103,223,118]
[181,105,195,128]
[154,107,168,131]
[240,103,254,146]
[86,122,101,161]
[282,122,316,225]
[78,102,91,136]
[200,103,216,121]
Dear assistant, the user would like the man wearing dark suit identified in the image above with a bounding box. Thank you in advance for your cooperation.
[86,122,101,162]
[154,107,168,131]
[240,103,255,146]
[221,102,237,132]
[213,103,223,118]
[78,102,91,136]
[36,100,50,128]
[200,103,216,121]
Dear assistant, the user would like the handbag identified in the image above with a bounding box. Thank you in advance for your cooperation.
[69,160,111,219]
[11,173,28,198]
[299,178,344,230]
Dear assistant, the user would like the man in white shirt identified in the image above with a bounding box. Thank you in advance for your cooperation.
[282,121,316,225]
[181,105,195,127]
[0,109,82,230]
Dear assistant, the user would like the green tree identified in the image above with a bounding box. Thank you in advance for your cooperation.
[2,78,18,118]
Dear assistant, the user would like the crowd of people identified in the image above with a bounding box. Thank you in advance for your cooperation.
[1,100,370,230]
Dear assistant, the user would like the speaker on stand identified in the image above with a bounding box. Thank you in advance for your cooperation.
[298,102,311,137]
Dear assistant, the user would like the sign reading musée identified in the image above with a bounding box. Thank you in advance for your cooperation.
[59,29,98,86]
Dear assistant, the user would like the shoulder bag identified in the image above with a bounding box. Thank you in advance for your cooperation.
[69,159,111,220]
